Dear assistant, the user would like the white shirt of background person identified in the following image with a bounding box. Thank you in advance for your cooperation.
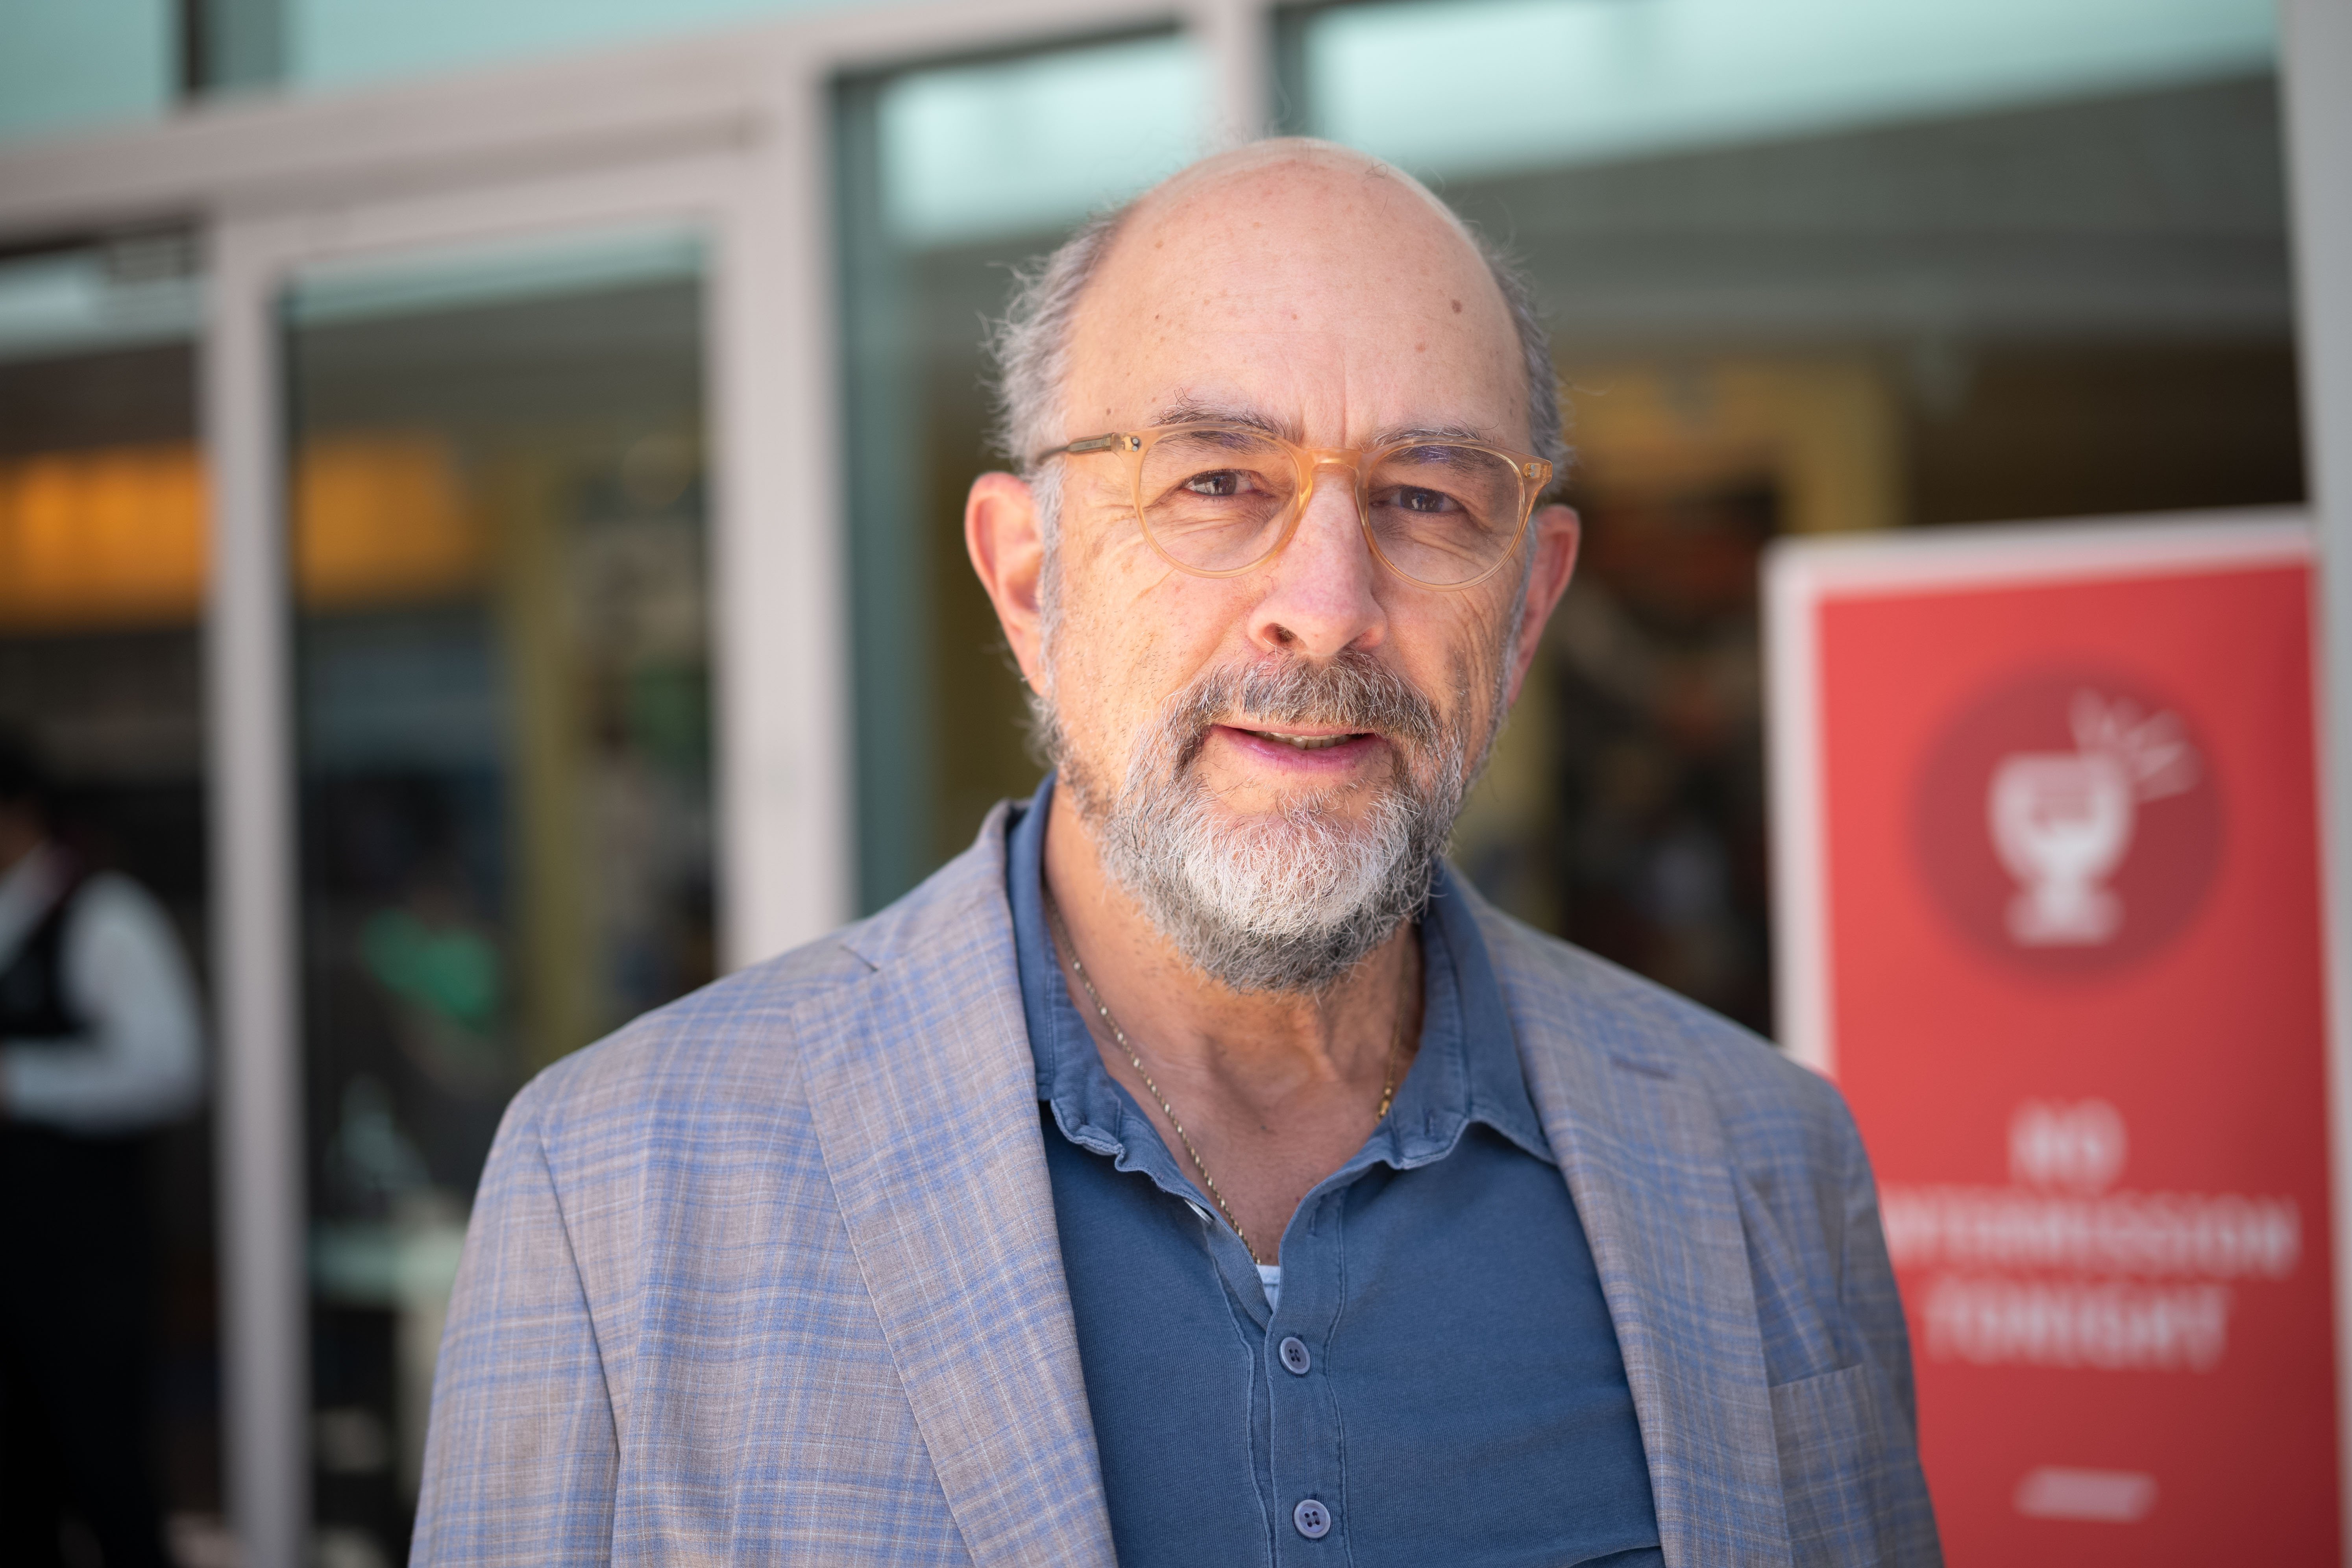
[0,839,205,1134]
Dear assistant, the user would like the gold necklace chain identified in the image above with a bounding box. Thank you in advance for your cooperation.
[1043,893,1407,1267]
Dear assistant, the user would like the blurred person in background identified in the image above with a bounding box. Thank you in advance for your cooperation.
[418,142,1934,1566]
[0,727,204,1568]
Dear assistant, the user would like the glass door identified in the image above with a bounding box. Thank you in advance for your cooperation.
[279,229,716,1566]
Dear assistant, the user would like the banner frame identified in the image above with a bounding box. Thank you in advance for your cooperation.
[1762,506,2337,1548]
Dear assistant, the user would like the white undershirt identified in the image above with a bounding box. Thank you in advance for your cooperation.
[0,842,205,1133]
[1257,1265,1283,1314]
[1185,1196,1285,1313]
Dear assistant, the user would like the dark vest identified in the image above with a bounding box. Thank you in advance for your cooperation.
[0,863,86,1043]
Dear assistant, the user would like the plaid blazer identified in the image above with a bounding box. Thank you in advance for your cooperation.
[414,806,1939,1566]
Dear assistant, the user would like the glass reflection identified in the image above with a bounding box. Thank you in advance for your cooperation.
[285,229,714,1562]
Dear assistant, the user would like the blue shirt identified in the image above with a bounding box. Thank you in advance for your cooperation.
[1008,778,1660,1567]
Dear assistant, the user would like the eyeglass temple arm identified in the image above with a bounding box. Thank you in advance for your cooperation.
[1030,432,1138,466]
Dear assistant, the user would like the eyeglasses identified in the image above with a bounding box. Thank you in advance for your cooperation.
[1035,422,1551,590]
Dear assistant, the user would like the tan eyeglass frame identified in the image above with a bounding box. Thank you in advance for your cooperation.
[1034,421,1553,591]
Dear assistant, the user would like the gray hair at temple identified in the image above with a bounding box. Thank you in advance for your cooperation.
[985,163,1569,554]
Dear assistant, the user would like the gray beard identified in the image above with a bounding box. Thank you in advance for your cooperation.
[1053,651,1485,995]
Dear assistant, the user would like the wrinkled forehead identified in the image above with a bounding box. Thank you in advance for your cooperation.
[1064,144,1527,440]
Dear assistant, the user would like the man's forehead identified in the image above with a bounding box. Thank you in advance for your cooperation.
[1104,141,1488,293]
[1066,142,1525,436]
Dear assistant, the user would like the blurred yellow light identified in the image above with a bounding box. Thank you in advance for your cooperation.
[294,435,479,610]
[0,435,481,630]
[0,445,205,629]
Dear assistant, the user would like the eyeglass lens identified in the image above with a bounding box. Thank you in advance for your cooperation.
[1138,428,1525,586]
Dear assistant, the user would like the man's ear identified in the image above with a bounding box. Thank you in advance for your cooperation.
[1503,502,1580,707]
[966,470,1049,693]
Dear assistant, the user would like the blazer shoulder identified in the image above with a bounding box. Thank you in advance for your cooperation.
[510,813,1020,1143]
[508,920,879,1143]
[1474,901,1855,1152]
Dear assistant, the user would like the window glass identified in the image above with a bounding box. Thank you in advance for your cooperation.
[1297,0,2274,179]
[0,234,225,1557]
[283,227,715,1562]
[1285,0,2296,1035]
[878,41,1205,248]
[837,32,1204,911]
[0,0,175,142]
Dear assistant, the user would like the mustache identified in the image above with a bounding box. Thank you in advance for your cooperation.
[1155,651,1445,772]
[1092,647,1469,993]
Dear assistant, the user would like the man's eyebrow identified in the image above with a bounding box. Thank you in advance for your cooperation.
[1148,399,1297,439]
[1147,403,1503,449]
[1376,422,1497,447]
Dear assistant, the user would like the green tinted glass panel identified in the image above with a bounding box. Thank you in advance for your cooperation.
[0,0,174,142]
[1295,0,2275,179]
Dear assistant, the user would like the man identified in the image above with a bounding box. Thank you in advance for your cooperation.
[417,141,1937,1565]
[0,729,205,1568]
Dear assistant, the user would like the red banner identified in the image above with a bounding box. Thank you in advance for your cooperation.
[1764,514,2337,1561]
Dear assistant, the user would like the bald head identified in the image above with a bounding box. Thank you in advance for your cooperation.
[1061,142,1528,462]
[990,139,1562,487]
[1113,138,1484,277]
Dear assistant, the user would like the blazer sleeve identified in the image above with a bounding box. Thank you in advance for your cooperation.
[413,1083,619,1566]
[1838,1104,1943,1562]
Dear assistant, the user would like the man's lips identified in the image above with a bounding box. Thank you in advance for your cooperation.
[1212,723,1387,761]
[1237,725,1361,752]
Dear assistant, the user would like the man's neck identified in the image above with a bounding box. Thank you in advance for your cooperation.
[1038,784,1424,1260]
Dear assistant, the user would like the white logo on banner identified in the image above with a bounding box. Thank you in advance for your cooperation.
[1880,1100,2298,1372]
[1988,692,2200,946]
[2013,1465,2158,1524]
[2008,1098,2126,1193]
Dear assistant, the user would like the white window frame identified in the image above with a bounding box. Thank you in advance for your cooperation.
[2281,0,2352,1542]
[206,149,801,1565]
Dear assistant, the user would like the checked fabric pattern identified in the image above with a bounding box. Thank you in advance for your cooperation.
[412,806,1940,1566]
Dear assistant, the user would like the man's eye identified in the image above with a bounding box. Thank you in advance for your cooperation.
[1184,470,1245,498]
[1392,486,1458,514]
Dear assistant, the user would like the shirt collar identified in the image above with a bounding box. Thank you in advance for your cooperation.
[1006,774,1553,1172]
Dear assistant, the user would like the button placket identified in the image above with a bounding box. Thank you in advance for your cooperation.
[1265,1194,1348,1562]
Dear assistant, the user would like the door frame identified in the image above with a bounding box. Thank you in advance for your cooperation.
[203,144,835,1568]
[2281,0,2352,1543]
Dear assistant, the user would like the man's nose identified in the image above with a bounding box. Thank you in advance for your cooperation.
[1244,461,1386,660]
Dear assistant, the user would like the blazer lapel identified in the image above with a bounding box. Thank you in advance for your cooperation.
[793,820,1115,1568]
[1481,912,1793,1567]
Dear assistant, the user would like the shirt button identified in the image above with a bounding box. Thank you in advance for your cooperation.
[1278,1335,1311,1376]
[1292,1499,1332,1539]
